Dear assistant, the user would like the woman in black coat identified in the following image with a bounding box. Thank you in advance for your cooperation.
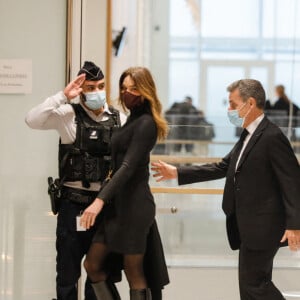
[80,67,169,300]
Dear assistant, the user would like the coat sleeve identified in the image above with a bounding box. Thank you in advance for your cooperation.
[25,91,74,131]
[178,151,230,185]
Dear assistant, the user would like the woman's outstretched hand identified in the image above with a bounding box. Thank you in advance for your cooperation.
[151,160,178,182]
[80,198,104,229]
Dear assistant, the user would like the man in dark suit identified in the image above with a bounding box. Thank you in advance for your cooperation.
[151,79,300,300]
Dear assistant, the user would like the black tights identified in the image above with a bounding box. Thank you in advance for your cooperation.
[84,242,147,290]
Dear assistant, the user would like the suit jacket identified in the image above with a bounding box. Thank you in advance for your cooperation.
[178,117,300,250]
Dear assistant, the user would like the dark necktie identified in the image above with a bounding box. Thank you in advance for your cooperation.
[239,128,249,143]
[223,128,249,215]
[232,128,249,169]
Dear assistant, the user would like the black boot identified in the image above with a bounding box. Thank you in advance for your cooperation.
[130,288,152,300]
[150,288,162,300]
[91,281,116,300]
[106,280,121,300]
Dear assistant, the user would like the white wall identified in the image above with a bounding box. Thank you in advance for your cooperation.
[0,0,66,299]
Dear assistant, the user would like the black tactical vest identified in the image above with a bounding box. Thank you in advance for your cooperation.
[58,104,121,187]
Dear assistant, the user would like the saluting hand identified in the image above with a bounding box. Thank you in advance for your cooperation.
[80,198,104,229]
[151,160,178,182]
[63,73,86,101]
[280,229,300,251]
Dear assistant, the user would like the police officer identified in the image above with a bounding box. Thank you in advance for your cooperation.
[25,61,125,300]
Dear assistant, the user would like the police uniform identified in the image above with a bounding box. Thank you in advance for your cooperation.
[25,62,124,300]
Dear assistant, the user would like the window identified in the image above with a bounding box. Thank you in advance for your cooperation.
[168,0,300,111]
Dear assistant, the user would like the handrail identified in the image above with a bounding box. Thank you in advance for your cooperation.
[151,153,300,164]
[150,155,222,164]
[156,139,300,146]
[151,187,223,194]
[156,139,234,145]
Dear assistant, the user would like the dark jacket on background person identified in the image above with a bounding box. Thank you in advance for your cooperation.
[273,97,299,116]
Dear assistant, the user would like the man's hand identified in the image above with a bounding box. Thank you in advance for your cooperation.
[280,229,300,251]
[151,160,178,182]
[80,198,104,229]
[64,73,86,101]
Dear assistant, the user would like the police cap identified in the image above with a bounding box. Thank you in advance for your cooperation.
[77,61,104,81]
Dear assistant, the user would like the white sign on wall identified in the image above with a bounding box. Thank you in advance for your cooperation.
[0,59,32,94]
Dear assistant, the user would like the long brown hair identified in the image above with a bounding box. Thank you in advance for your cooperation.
[118,67,169,140]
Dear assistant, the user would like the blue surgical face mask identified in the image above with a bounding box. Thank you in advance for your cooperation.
[83,91,106,110]
[227,102,247,127]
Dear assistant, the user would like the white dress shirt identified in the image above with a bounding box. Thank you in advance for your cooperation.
[236,113,264,169]
[25,91,127,190]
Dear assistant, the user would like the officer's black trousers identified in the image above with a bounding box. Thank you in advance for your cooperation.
[56,199,97,300]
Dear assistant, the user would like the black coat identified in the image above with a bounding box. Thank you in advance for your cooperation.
[178,117,300,250]
[95,102,169,289]
[273,97,299,116]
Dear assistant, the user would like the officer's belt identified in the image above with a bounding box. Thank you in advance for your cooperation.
[61,186,98,205]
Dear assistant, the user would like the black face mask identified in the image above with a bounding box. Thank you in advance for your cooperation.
[121,91,142,110]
